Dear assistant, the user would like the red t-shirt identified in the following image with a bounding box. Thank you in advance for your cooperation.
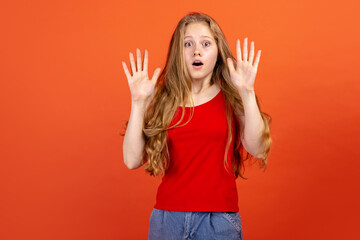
[154,89,239,212]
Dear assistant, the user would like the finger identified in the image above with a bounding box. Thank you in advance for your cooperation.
[236,39,242,62]
[143,49,148,73]
[136,48,142,72]
[122,61,131,81]
[227,58,235,72]
[151,67,161,84]
[253,50,261,71]
[249,41,255,65]
[243,38,248,61]
[129,52,136,75]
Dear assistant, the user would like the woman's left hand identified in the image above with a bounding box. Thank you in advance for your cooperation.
[227,38,261,96]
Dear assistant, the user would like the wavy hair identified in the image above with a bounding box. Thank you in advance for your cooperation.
[127,12,271,179]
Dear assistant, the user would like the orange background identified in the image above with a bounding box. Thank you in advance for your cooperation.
[1,0,359,239]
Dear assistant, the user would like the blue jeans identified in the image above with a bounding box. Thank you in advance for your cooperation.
[148,208,243,240]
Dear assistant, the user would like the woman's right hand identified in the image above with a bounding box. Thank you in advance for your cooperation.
[122,49,161,104]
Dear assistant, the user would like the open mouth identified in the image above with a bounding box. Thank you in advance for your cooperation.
[192,60,203,66]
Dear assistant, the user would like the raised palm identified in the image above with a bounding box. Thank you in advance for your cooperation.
[227,38,261,95]
[122,49,161,103]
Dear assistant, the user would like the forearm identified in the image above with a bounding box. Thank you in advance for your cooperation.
[239,90,265,158]
[123,100,147,169]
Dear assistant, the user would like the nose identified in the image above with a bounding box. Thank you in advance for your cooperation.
[193,50,201,56]
[194,45,201,56]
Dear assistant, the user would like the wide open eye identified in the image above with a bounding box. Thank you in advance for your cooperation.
[203,42,210,47]
[184,42,193,47]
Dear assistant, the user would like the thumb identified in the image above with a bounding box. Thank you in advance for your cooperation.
[151,67,161,84]
[227,58,235,73]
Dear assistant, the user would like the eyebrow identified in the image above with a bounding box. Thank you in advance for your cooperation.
[184,35,214,39]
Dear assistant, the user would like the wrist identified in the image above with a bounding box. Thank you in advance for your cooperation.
[238,88,256,101]
[131,99,148,110]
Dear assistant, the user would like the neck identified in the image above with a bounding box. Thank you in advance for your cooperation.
[190,75,212,94]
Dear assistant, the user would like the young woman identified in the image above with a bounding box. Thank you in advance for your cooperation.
[122,12,271,240]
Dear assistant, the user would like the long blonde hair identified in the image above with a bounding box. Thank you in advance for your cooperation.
[133,12,271,179]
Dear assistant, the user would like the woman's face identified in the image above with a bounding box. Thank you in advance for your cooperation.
[183,22,218,83]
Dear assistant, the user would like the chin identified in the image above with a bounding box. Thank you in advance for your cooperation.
[190,74,211,81]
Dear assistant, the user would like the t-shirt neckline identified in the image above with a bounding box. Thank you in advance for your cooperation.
[183,89,222,108]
